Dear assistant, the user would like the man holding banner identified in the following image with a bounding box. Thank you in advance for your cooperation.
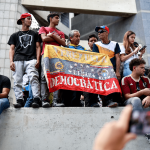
[93,25,122,107]
[39,13,66,107]
[43,30,122,107]
[61,30,86,106]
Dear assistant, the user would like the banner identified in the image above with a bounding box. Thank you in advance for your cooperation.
[44,45,121,95]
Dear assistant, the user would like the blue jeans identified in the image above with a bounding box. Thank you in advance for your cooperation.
[24,83,33,107]
[124,97,143,110]
[0,98,10,114]
[123,62,132,77]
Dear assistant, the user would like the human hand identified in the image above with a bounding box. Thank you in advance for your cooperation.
[80,95,84,100]
[140,48,146,55]
[35,60,40,69]
[92,105,136,150]
[116,72,121,81]
[47,32,53,37]
[142,96,150,108]
[134,46,141,54]
[10,62,15,71]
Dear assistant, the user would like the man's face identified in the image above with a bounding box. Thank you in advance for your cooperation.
[23,17,32,27]
[51,15,59,25]
[98,28,108,40]
[70,31,80,45]
[88,37,98,50]
[134,64,145,76]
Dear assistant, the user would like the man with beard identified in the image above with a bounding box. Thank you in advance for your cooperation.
[8,13,41,108]
[121,58,150,110]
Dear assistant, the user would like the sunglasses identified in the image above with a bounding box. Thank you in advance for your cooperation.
[98,30,106,34]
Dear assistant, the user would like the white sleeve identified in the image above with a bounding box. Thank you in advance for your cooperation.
[120,45,126,54]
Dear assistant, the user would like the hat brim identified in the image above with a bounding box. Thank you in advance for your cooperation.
[17,19,22,25]
[95,26,105,32]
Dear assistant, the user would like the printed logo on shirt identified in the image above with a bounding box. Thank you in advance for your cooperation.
[130,83,133,86]
[19,34,32,48]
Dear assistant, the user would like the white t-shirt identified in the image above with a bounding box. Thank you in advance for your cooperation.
[120,45,138,64]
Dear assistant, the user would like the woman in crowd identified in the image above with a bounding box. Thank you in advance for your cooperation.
[120,31,145,77]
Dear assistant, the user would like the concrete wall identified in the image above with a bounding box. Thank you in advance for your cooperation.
[0,107,149,150]
[0,0,29,105]
[21,0,137,17]
[71,0,150,65]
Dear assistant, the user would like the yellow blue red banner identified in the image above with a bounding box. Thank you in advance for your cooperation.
[44,45,121,95]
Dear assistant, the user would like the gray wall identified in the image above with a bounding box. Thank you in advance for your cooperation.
[0,0,28,105]
[71,0,150,65]
[0,107,150,150]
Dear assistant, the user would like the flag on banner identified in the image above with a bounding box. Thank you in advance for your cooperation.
[43,45,122,95]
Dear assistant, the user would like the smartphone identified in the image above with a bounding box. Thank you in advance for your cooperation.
[139,46,147,52]
[129,110,150,135]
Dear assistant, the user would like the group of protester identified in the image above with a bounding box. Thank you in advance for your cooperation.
[0,12,149,114]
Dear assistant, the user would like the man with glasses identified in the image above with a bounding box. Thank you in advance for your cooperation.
[93,25,121,80]
[92,26,121,107]
[121,58,150,110]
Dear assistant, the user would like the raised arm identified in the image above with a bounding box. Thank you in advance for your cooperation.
[120,46,140,62]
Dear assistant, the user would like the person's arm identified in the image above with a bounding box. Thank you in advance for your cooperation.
[0,88,10,98]
[41,33,56,42]
[120,46,140,62]
[93,105,136,150]
[35,42,41,69]
[92,43,99,53]
[124,88,150,100]
[9,44,15,71]
[48,33,66,46]
[114,43,121,80]
[115,53,121,81]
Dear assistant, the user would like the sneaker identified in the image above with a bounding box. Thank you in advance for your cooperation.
[145,134,150,144]
[42,100,50,108]
[52,102,65,107]
[13,99,24,108]
[32,98,40,108]
[107,99,118,108]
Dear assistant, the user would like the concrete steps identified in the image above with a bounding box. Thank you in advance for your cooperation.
[0,107,149,150]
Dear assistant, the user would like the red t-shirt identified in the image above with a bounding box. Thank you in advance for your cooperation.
[39,26,65,55]
[121,75,150,96]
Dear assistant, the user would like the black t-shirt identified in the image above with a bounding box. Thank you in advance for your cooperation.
[0,75,11,94]
[8,30,40,61]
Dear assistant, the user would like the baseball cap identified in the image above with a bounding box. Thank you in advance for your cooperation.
[17,13,31,25]
[95,25,109,33]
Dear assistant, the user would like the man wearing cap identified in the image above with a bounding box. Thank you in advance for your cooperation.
[93,25,121,80]
[39,13,66,107]
[93,26,121,107]
[8,13,41,108]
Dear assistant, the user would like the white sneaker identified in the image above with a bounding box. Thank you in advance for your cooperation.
[42,101,50,108]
